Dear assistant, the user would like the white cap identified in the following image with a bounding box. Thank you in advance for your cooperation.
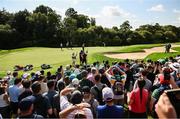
[72,78,79,86]
[102,87,114,102]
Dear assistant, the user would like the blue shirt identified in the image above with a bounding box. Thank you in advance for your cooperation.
[8,85,21,102]
[97,104,124,118]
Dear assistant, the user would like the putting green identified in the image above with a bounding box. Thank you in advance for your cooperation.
[0,43,179,77]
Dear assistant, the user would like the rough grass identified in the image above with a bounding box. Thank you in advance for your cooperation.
[0,43,179,77]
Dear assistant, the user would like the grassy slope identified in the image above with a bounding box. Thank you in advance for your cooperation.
[0,43,179,77]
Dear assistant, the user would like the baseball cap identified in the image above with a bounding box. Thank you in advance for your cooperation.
[72,78,79,86]
[69,73,76,80]
[102,87,114,102]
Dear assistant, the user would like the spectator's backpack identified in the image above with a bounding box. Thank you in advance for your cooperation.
[93,85,106,105]
[112,81,124,95]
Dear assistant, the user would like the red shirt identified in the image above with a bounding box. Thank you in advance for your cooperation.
[128,88,148,113]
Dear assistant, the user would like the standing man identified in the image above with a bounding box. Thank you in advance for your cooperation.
[60,43,63,51]
[82,43,85,51]
[66,42,69,49]
[72,52,77,66]
[168,43,171,53]
[165,44,168,53]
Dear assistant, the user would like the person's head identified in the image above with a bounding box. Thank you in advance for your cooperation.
[57,81,65,92]
[72,78,80,89]
[31,81,41,94]
[91,67,98,75]
[125,64,130,71]
[94,74,101,83]
[147,65,154,72]
[81,70,88,79]
[82,86,91,99]
[102,87,114,103]
[38,75,45,81]
[47,71,51,77]
[64,76,70,85]
[141,69,148,77]
[40,70,44,75]
[47,80,55,90]
[112,68,119,75]
[99,68,105,75]
[14,78,22,86]
[70,90,83,105]
[137,79,146,89]
[22,80,31,89]
[19,98,34,115]
[13,71,18,78]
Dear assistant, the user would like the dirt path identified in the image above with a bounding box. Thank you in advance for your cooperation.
[104,44,180,59]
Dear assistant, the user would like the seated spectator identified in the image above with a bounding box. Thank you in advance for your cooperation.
[82,86,99,118]
[18,97,43,118]
[97,87,124,118]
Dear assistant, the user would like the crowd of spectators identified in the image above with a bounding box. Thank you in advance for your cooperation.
[0,55,180,118]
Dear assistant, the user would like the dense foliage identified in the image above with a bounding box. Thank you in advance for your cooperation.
[0,5,180,49]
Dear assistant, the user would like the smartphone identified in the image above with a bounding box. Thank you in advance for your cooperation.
[165,88,180,117]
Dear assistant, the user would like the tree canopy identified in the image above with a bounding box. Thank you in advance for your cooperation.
[0,5,180,49]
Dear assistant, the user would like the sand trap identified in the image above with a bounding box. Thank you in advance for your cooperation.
[104,44,180,59]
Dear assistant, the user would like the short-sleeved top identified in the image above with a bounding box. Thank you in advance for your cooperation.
[128,88,148,113]
[8,85,21,102]
[97,105,124,118]
[18,89,32,102]
[32,94,52,118]
[43,90,57,107]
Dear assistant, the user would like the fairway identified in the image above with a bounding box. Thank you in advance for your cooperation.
[0,43,180,77]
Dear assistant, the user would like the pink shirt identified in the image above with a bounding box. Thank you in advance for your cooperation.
[128,88,148,113]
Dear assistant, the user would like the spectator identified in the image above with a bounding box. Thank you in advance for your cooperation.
[99,68,111,87]
[8,78,22,117]
[30,81,52,117]
[53,81,66,117]
[124,64,134,92]
[43,80,57,117]
[97,87,124,118]
[0,86,10,118]
[79,70,94,89]
[128,79,148,118]
[82,86,99,118]
[133,69,152,91]
[38,75,48,94]
[18,97,43,118]
[91,74,106,105]
[60,88,93,119]
[18,80,32,102]
[8,71,18,86]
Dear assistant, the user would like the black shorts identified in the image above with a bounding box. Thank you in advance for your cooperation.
[129,111,147,118]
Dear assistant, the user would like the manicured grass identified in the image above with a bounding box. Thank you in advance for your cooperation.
[0,43,179,77]
[144,47,180,61]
